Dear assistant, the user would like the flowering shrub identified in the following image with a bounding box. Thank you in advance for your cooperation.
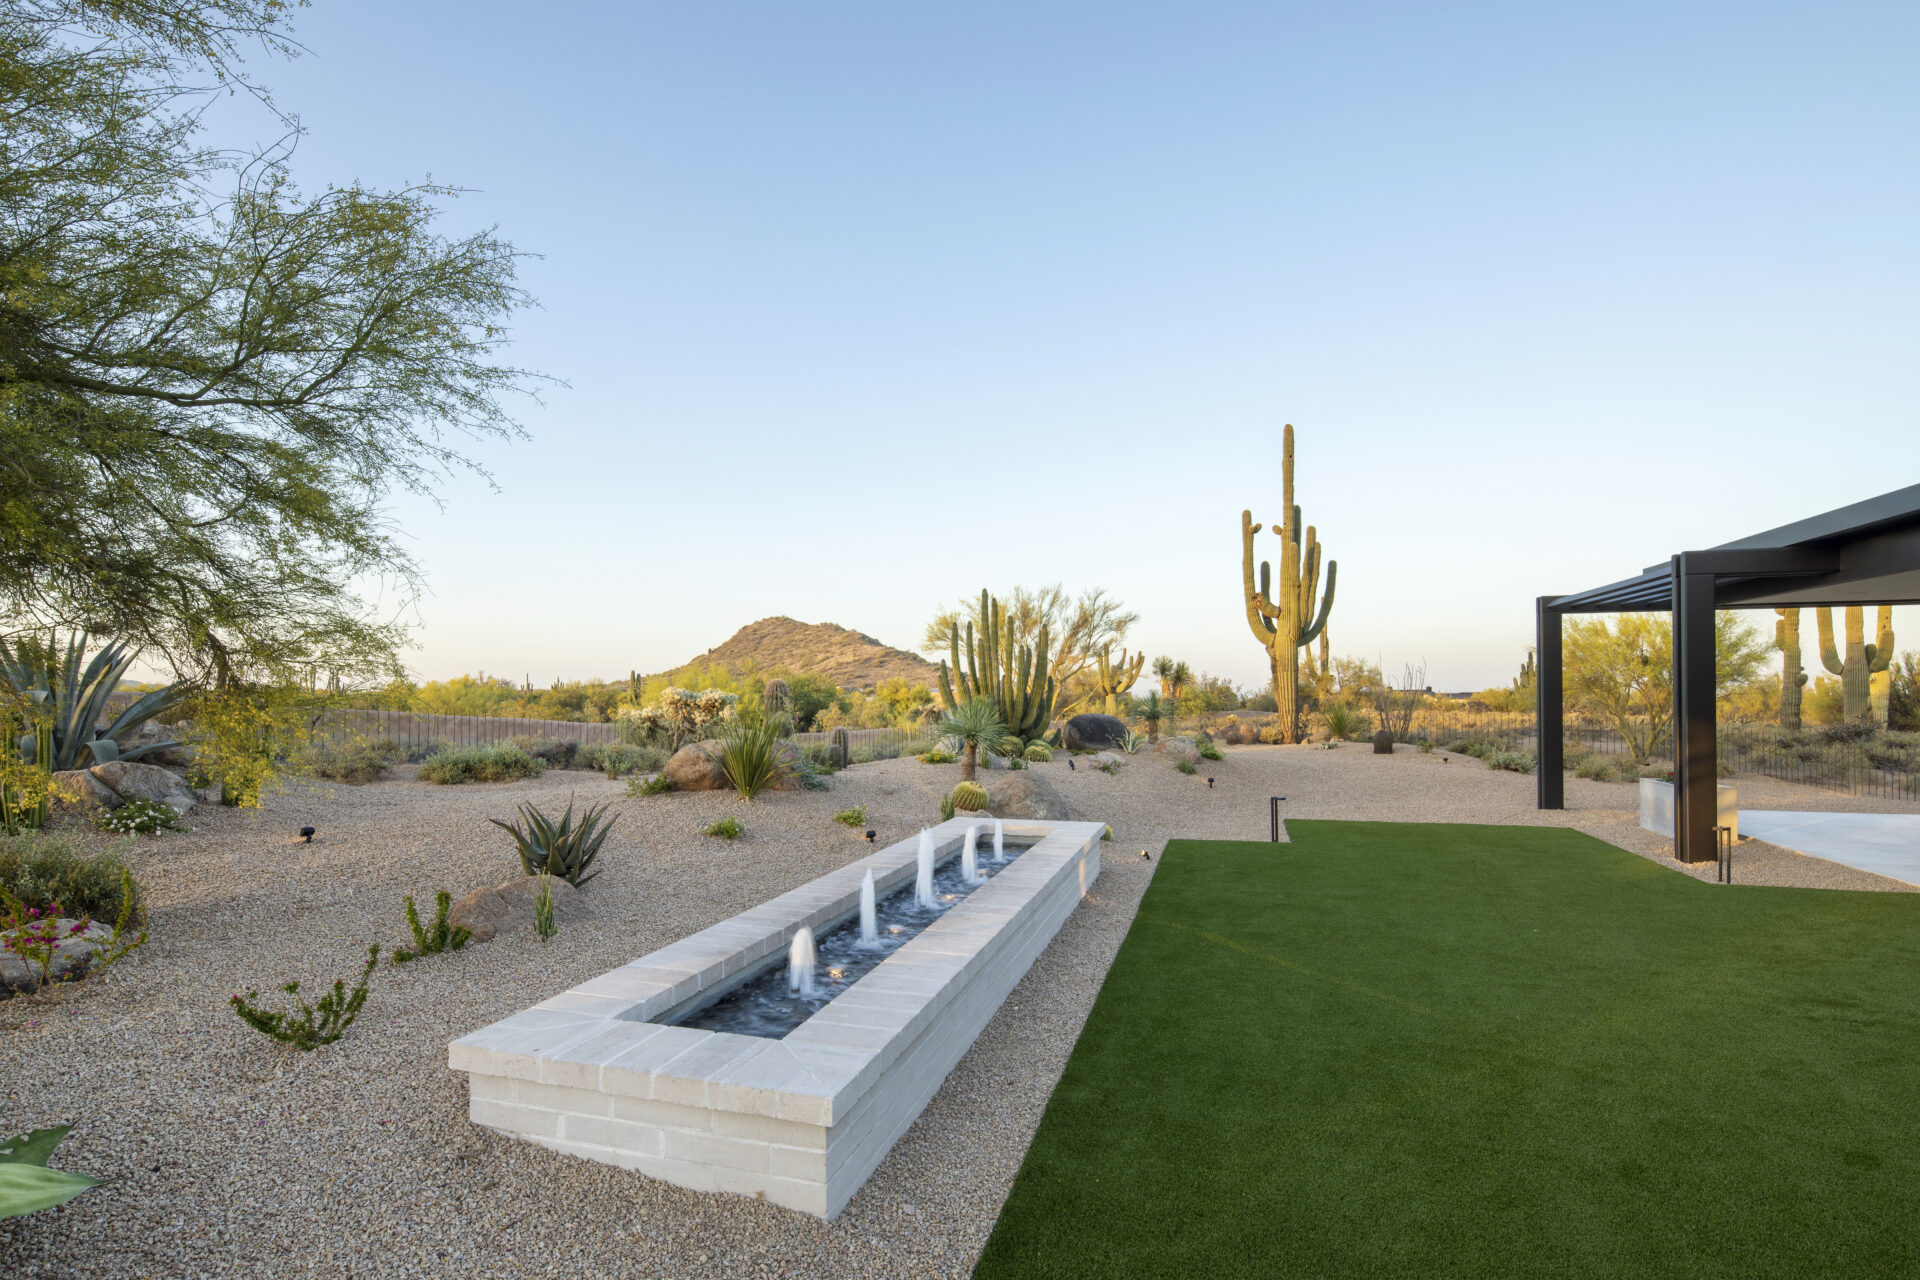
[1,902,89,989]
[231,944,379,1049]
[92,797,182,835]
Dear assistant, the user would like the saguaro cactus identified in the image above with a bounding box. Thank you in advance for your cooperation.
[1241,424,1337,743]
[937,589,1057,742]
[1093,646,1145,717]
[1816,605,1893,725]
[1774,608,1806,730]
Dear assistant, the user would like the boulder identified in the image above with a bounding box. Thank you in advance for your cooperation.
[984,772,1075,822]
[51,769,120,812]
[89,760,195,815]
[447,876,598,944]
[1062,713,1129,753]
[1372,730,1395,755]
[0,919,115,994]
[661,739,805,792]
[117,721,193,768]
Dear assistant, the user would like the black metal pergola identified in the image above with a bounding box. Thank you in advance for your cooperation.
[1538,483,1920,864]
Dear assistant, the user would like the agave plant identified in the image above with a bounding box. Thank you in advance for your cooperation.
[489,798,616,887]
[0,634,187,771]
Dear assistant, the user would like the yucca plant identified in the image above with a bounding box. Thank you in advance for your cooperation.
[935,698,1012,783]
[702,713,790,800]
[489,799,615,887]
[0,633,187,771]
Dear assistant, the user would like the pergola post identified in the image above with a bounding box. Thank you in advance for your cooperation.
[1672,554,1718,863]
[1536,596,1563,809]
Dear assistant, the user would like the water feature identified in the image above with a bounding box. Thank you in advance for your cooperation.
[961,824,981,884]
[858,869,878,946]
[915,828,937,908]
[675,837,1036,1039]
[787,926,816,996]
[993,819,1005,863]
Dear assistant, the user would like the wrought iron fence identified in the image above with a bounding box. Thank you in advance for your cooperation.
[302,708,623,759]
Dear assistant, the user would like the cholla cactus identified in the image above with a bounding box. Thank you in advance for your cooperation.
[659,688,738,743]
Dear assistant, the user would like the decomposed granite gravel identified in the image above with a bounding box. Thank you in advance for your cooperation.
[2,743,1911,1278]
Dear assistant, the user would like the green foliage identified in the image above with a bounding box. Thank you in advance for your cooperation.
[0,1124,98,1220]
[1121,731,1145,754]
[525,739,579,768]
[1175,758,1199,775]
[92,797,182,835]
[935,697,1012,782]
[490,799,615,887]
[834,807,867,827]
[920,747,957,765]
[1102,824,1114,841]
[1137,691,1167,741]
[703,714,791,800]
[1024,743,1052,762]
[392,891,470,963]
[419,744,546,785]
[0,634,187,770]
[1565,612,1768,763]
[1194,736,1224,762]
[1318,700,1367,741]
[937,590,1058,742]
[705,816,744,839]
[0,2,538,679]
[532,873,558,942]
[1574,754,1636,783]
[950,781,989,812]
[939,792,957,822]
[576,742,665,777]
[294,736,403,784]
[0,835,144,924]
[627,773,674,797]
[230,945,380,1051]
[1484,751,1537,774]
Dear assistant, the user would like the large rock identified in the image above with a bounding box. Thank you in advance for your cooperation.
[447,876,598,944]
[0,919,114,994]
[661,739,805,792]
[117,721,193,768]
[89,760,195,815]
[1062,713,1128,753]
[984,772,1075,822]
[51,769,120,812]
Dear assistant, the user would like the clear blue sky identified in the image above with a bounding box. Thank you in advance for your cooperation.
[225,1,1918,691]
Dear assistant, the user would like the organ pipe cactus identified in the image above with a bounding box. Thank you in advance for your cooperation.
[1241,424,1337,743]
[1775,608,1806,730]
[1093,646,1145,718]
[937,590,1057,743]
[1816,606,1893,725]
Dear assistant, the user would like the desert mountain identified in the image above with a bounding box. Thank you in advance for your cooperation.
[664,617,941,693]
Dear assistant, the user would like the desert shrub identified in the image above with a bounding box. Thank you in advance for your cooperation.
[834,807,866,827]
[1319,701,1368,741]
[627,773,674,797]
[1193,733,1223,761]
[950,781,988,811]
[577,742,665,777]
[1257,724,1287,745]
[920,747,957,765]
[1573,755,1636,782]
[1484,751,1536,775]
[230,945,379,1050]
[1442,738,1500,760]
[490,800,615,886]
[1817,721,1878,745]
[1175,758,1198,775]
[524,739,579,769]
[0,835,144,924]
[705,816,743,839]
[92,797,182,835]
[419,744,545,785]
[1024,743,1052,762]
[704,715,790,800]
[392,891,470,963]
[294,735,404,784]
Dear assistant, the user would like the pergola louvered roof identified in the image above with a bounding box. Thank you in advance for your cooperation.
[1550,482,1920,614]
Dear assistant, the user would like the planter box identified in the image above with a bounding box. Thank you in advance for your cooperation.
[1639,778,1737,841]
[448,817,1104,1219]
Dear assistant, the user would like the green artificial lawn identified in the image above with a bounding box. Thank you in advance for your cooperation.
[975,822,1920,1279]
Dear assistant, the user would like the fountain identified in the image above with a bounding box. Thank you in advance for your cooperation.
[787,925,817,996]
[961,825,982,884]
[993,818,1005,863]
[858,868,878,946]
[916,828,937,908]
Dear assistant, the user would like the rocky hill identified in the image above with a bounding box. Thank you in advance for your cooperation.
[665,617,941,693]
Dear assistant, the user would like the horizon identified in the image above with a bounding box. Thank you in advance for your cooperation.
[176,1,1916,692]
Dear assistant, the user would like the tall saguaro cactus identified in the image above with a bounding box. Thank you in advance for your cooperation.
[937,589,1058,741]
[1816,605,1893,725]
[1774,608,1806,730]
[1093,646,1145,717]
[1241,424,1337,743]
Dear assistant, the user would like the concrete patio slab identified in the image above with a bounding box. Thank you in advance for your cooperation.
[1740,810,1920,887]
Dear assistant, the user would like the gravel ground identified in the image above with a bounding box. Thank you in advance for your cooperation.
[3,743,1911,1278]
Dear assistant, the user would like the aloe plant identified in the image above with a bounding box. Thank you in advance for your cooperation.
[490,798,616,886]
[0,634,187,771]
[0,1124,98,1219]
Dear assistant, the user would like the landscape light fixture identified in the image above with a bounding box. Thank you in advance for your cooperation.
[1269,796,1286,843]
[1067,759,1075,771]
[299,826,315,843]
[865,830,876,845]
[1207,777,1214,789]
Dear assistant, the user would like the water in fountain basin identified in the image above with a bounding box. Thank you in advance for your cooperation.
[674,839,1038,1038]
[916,829,937,908]
[962,826,981,884]
[858,869,878,946]
[788,926,817,996]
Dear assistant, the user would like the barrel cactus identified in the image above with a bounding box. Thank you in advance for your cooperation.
[764,678,789,719]
[949,781,989,812]
[1023,742,1052,763]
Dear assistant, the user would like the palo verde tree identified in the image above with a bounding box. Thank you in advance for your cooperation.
[0,0,543,687]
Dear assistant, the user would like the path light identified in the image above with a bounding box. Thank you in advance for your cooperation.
[865,830,876,845]
[1140,850,1152,861]
[1067,758,1075,771]
[299,826,315,843]
[1269,796,1286,842]
[1207,777,1214,789]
